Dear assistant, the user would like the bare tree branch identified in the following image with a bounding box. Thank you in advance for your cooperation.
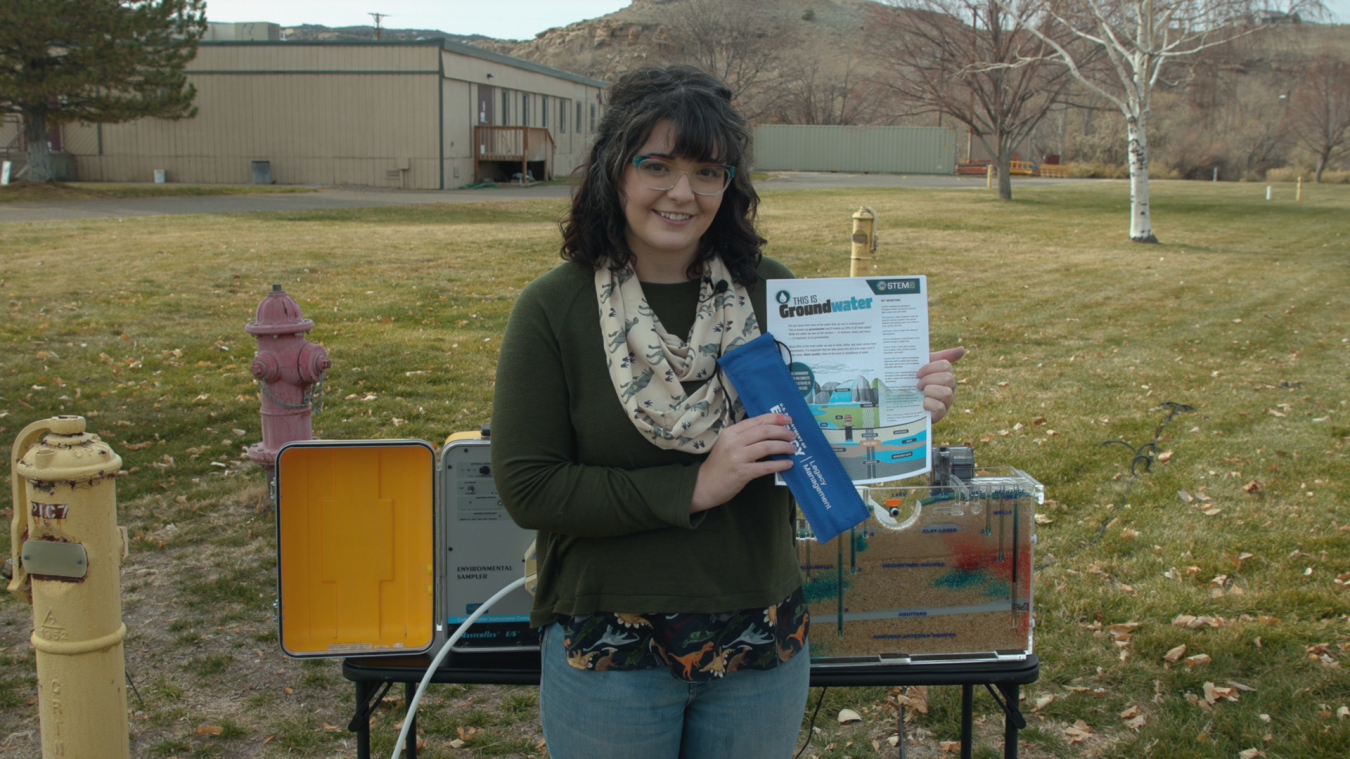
[995,0,1329,242]
[866,0,1091,198]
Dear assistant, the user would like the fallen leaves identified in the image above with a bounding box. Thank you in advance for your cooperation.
[1064,720,1093,744]
[939,740,962,752]
[892,685,928,714]
[1242,480,1263,495]
[1035,513,1054,524]
[1203,682,1240,704]
[1103,622,1140,648]
[194,725,223,736]
[1158,450,1174,464]
[837,708,862,724]
[1185,653,1212,668]
[1163,644,1188,663]
[454,726,480,745]
[1306,643,1340,668]
[1172,614,1233,629]
[1033,695,1055,712]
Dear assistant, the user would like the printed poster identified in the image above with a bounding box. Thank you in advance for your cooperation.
[767,276,931,485]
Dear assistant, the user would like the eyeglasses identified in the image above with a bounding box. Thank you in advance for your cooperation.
[631,155,735,195]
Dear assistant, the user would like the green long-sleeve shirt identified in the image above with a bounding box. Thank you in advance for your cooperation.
[491,257,802,628]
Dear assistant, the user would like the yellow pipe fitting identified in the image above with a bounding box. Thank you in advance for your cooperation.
[9,416,131,759]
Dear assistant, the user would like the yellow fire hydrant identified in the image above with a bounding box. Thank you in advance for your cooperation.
[7,416,130,758]
[850,206,878,277]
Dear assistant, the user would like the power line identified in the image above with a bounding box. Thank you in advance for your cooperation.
[369,13,389,41]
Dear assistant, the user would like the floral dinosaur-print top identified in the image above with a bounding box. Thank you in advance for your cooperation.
[556,587,809,683]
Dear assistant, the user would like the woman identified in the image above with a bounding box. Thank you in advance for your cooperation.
[491,66,960,759]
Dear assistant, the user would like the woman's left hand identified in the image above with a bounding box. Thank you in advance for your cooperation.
[917,346,965,424]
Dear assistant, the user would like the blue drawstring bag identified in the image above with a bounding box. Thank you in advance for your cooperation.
[718,333,869,544]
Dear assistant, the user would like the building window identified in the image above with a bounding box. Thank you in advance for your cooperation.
[577,102,582,133]
[542,97,548,131]
[522,93,529,127]
[590,103,596,132]
[502,90,509,125]
[560,100,567,134]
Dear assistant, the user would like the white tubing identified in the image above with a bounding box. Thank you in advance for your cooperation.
[389,575,529,759]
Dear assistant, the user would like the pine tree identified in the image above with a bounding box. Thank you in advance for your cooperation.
[0,0,207,182]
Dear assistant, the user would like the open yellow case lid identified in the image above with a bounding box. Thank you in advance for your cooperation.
[275,440,436,658]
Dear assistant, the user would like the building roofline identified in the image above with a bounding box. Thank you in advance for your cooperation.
[200,38,608,88]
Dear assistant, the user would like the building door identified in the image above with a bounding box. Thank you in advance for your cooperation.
[478,85,494,125]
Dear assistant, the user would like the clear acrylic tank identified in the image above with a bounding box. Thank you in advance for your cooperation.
[797,467,1042,666]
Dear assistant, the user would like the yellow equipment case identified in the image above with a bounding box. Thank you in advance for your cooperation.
[274,433,538,659]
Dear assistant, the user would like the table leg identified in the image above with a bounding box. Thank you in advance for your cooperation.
[404,681,419,759]
[1001,683,1019,759]
[354,681,372,759]
[960,684,973,759]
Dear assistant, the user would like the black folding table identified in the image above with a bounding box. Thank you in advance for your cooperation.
[342,651,1038,759]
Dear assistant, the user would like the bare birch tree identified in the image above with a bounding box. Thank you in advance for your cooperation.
[997,0,1325,242]
[868,0,1087,199]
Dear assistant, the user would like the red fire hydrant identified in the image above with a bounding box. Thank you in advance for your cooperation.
[246,284,330,487]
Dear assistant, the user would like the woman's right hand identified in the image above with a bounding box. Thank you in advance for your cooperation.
[690,413,798,513]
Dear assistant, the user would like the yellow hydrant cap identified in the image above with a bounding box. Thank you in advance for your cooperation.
[15,421,122,484]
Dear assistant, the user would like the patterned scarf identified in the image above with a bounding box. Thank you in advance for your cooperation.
[595,256,761,452]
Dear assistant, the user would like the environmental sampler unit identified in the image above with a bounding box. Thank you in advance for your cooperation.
[274,430,1041,669]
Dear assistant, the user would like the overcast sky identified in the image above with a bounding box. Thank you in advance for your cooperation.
[204,0,1344,41]
[204,0,633,40]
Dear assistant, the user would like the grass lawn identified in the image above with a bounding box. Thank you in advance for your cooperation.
[0,180,320,203]
[0,179,1347,758]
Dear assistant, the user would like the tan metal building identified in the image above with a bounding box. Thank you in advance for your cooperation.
[57,39,607,189]
[753,125,959,175]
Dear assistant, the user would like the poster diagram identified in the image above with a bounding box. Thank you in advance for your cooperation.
[767,276,931,485]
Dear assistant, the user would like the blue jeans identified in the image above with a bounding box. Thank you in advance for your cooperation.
[538,623,811,759]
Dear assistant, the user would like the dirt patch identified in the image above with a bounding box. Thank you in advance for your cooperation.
[0,482,546,758]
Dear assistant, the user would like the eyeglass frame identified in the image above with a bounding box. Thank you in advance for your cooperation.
[630,154,736,195]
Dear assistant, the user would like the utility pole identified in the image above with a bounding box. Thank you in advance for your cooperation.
[369,12,388,40]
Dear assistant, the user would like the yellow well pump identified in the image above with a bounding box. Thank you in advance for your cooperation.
[7,416,130,759]
[850,206,878,277]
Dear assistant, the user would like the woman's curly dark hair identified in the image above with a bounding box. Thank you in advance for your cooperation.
[560,65,765,287]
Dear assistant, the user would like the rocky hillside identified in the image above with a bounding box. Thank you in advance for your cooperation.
[476,0,884,83]
[279,0,888,86]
